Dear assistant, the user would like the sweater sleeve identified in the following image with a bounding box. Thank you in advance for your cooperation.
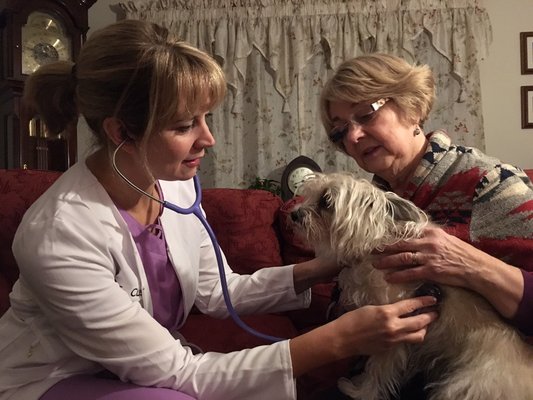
[511,270,533,336]
[471,165,533,337]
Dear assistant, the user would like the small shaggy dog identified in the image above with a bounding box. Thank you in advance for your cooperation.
[291,172,533,400]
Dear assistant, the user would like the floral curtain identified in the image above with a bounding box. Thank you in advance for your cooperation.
[117,0,492,188]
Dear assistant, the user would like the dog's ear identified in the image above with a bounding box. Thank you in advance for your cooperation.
[384,192,428,239]
[385,191,428,224]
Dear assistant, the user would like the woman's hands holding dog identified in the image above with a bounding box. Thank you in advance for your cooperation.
[289,251,439,377]
[373,226,524,319]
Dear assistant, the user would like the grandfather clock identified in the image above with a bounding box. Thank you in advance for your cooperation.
[0,0,96,171]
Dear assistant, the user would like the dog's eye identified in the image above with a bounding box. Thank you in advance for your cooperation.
[318,193,332,210]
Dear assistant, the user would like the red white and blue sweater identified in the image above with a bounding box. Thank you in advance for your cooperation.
[373,130,533,338]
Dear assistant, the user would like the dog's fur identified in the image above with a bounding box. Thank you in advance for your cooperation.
[292,172,533,400]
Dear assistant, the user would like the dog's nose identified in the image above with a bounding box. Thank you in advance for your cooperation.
[291,209,304,223]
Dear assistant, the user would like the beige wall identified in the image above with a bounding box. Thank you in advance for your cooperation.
[77,0,119,158]
[480,0,533,169]
[88,0,120,33]
[82,0,533,169]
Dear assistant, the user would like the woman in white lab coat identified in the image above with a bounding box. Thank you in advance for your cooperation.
[0,19,438,400]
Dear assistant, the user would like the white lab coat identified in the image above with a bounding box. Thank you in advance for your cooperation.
[0,161,310,400]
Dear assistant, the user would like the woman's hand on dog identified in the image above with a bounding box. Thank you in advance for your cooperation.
[289,296,438,376]
[335,296,439,353]
[372,226,524,319]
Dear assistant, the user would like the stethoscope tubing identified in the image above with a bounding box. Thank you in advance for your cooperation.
[112,140,284,342]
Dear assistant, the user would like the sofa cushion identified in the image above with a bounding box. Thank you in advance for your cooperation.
[0,169,62,315]
[201,189,284,274]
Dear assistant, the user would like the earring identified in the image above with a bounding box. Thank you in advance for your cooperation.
[413,126,421,136]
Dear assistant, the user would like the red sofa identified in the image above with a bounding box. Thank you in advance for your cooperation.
[0,168,337,398]
[6,168,530,397]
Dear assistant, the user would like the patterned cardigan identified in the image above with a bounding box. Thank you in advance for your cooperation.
[373,130,533,338]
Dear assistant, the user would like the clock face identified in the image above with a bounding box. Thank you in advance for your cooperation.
[21,11,72,75]
[281,155,322,201]
[288,167,315,194]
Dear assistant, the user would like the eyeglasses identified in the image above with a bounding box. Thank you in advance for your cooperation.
[328,98,389,146]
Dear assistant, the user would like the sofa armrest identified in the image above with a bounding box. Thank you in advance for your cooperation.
[0,169,62,315]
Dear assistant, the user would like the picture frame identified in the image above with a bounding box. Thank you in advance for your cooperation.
[521,86,533,129]
[520,32,533,74]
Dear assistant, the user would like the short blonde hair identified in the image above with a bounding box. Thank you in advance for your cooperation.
[23,19,226,155]
[320,53,435,135]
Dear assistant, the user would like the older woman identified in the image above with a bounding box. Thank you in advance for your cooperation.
[320,53,533,398]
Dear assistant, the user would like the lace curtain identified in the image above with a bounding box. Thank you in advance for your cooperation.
[118,0,492,188]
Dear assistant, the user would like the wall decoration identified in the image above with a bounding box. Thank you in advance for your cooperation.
[521,86,533,129]
[520,32,533,74]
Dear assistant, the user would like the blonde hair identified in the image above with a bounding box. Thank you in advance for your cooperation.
[23,19,226,156]
[320,53,435,135]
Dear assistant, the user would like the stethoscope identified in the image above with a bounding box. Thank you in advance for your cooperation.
[113,140,284,342]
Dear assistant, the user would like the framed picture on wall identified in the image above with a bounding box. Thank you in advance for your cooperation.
[520,32,533,74]
[521,86,533,129]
